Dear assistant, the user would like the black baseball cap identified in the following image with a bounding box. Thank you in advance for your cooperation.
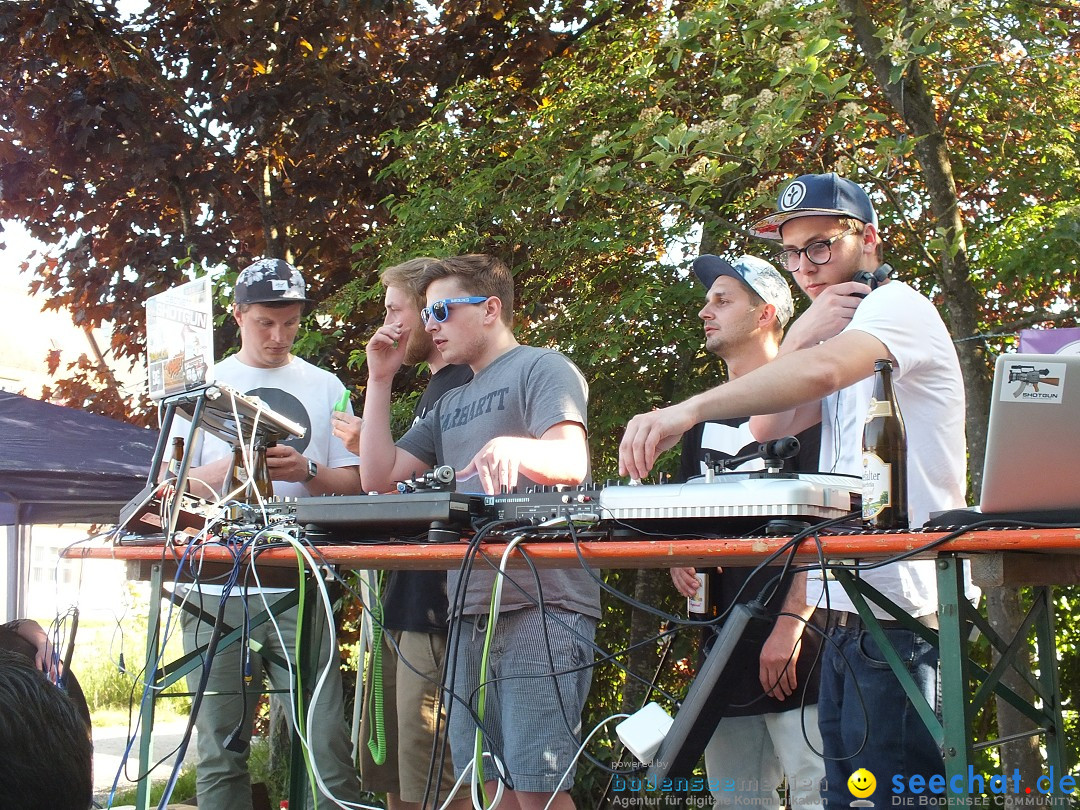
[234,258,312,307]
[750,173,879,240]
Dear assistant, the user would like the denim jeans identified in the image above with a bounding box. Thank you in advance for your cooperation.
[818,624,943,808]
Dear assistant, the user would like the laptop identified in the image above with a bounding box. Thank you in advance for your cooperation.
[928,352,1080,527]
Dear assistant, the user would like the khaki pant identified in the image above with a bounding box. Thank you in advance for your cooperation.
[180,590,362,810]
[358,629,458,803]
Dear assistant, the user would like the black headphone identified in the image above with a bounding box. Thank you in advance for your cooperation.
[851,263,892,291]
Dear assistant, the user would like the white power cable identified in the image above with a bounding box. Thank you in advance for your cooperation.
[252,528,382,810]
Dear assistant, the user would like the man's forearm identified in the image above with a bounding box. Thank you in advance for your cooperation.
[779,572,815,622]
[683,331,882,424]
[182,456,231,500]
[306,464,363,496]
[515,437,589,486]
[758,572,815,699]
[358,379,401,493]
[749,403,822,443]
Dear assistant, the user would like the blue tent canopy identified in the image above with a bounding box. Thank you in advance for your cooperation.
[0,391,155,525]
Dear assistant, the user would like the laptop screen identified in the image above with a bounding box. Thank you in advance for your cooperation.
[979,352,1080,514]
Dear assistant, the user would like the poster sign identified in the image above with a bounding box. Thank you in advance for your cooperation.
[145,277,213,399]
[1019,327,1080,355]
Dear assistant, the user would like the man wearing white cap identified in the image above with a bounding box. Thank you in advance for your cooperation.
[668,254,825,809]
[619,174,967,807]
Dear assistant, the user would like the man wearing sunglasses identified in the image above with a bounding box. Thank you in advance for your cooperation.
[619,173,968,808]
[359,254,598,810]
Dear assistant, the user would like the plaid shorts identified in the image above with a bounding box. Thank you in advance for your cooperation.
[447,606,596,793]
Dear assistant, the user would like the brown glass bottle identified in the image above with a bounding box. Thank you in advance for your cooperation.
[167,436,185,478]
[862,359,908,530]
[251,442,274,501]
[222,444,247,500]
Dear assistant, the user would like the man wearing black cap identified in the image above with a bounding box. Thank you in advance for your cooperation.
[170,258,364,810]
[620,174,967,807]
[668,254,825,810]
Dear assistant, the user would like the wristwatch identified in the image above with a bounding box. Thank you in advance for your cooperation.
[304,459,318,483]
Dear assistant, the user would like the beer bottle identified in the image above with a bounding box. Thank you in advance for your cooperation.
[222,444,247,500]
[862,359,908,529]
[687,571,710,616]
[167,436,185,478]
[252,442,274,501]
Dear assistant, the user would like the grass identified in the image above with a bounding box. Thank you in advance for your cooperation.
[39,595,198,806]
[102,737,282,808]
[107,764,198,807]
[66,611,193,717]
[47,590,320,808]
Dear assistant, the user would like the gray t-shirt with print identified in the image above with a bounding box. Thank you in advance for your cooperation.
[396,344,601,618]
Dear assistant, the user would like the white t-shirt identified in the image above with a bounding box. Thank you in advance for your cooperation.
[809,280,968,617]
[172,354,359,496]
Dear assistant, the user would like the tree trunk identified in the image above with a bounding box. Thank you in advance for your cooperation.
[622,568,673,712]
[985,588,1043,780]
[839,0,992,487]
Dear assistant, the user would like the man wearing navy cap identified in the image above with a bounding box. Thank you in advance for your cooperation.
[620,174,967,807]
[669,254,825,809]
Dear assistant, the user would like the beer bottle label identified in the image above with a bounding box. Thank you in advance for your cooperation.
[862,452,892,520]
[687,572,708,615]
[865,397,893,421]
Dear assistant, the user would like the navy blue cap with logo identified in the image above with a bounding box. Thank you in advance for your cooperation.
[750,173,878,240]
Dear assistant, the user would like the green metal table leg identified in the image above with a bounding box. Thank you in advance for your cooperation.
[936,555,972,788]
[136,562,165,810]
[1032,586,1067,791]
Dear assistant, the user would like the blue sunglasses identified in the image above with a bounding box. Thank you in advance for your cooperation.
[421,296,489,324]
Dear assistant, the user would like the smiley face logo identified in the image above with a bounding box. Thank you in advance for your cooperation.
[848,768,877,798]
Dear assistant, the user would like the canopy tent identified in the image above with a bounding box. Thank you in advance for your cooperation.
[0,391,155,524]
[1,391,155,619]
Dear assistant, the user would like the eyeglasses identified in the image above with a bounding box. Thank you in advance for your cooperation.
[777,228,855,272]
[420,296,489,324]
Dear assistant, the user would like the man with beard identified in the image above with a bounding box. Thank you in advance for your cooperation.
[668,254,824,809]
[333,258,472,810]
[620,175,967,808]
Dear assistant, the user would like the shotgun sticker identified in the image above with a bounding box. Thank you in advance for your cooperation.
[1003,361,1066,403]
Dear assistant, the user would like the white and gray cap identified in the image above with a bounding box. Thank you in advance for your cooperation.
[692,254,794,328]
[234,258,312,306]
